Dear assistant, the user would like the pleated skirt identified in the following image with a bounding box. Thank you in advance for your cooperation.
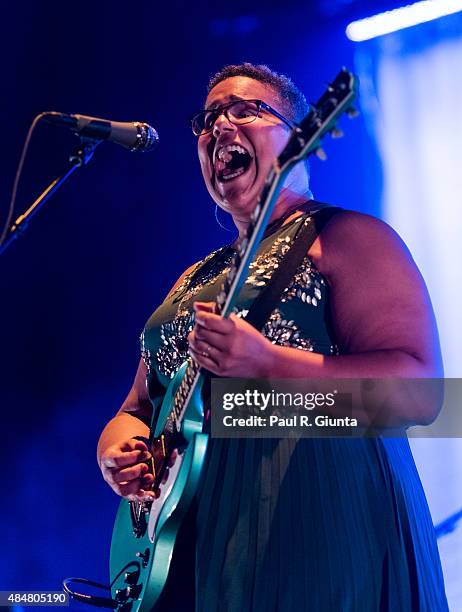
[157,437,448,611]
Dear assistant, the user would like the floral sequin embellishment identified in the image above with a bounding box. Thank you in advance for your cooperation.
[263,308,314,351]
[281,255,325,306]
[245,235,292,288]
[140,330,153,374]
[156,310,194,379]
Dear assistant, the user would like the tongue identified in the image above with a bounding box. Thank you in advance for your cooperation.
[215,158,245,180]
[222,166,243,178]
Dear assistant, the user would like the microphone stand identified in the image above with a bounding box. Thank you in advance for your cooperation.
[0,136,100,256]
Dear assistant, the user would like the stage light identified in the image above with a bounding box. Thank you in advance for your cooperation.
[346,0,462,41]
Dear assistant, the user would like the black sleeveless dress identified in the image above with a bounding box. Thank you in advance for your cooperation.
[140,211,448,611]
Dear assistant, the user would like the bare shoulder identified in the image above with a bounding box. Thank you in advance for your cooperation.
[313,210,413,277]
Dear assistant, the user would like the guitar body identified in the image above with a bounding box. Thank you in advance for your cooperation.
[109,364,208,611]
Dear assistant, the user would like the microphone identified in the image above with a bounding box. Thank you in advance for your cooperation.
[42,111,159,152]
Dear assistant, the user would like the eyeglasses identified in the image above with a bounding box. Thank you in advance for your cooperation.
[190,99,296,136]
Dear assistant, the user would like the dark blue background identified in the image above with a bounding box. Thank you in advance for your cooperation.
[0,0,393,607]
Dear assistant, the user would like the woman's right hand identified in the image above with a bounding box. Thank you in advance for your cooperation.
[99,438,156,502]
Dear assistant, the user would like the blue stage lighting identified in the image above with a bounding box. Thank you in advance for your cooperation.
[346,0,462,41]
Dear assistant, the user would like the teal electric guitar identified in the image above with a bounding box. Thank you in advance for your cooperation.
[109,69,358,611]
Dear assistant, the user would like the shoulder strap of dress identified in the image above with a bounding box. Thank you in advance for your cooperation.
[244,205,343,332]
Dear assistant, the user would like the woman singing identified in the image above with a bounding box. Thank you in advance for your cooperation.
[97,63,448,611]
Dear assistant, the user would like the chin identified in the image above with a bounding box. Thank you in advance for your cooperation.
[213,175,260,215]
[216,190,255,217]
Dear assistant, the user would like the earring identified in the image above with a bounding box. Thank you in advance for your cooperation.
[215,204,235,233]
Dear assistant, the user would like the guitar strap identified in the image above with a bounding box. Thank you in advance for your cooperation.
[244,204,342,332]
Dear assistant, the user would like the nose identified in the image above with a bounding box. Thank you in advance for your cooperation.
[212,111,236,138]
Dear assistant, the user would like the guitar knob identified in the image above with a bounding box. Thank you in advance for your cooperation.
[127,585,142,599]
[115,584,142,604]
[136,548,150,568]
[124,570,139,585]
[115,587,130,602]
[347,106,359,118]
[330,128,344,139]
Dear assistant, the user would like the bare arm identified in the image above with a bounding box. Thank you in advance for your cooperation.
[97,357,152,467]
[97,261,197,500]
[262,212,443,425]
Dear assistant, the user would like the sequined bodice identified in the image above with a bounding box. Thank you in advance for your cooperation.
[140,212,338,401]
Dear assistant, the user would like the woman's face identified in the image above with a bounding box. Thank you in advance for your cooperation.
[197,76,292,221]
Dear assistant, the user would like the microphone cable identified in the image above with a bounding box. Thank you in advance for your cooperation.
[0,112,47,249]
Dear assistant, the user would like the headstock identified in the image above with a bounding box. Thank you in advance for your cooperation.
[278,68,358,168]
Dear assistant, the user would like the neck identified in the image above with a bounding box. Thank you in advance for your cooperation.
[232,187,314,240]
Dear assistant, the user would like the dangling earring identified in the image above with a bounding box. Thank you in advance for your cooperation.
[215,204,235,233]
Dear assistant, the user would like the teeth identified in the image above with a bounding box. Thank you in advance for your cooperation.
[216,143,249,162]
[221,167,246,181]
[218,149,231,163]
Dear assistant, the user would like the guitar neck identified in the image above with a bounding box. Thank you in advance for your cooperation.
[169,162,291,431]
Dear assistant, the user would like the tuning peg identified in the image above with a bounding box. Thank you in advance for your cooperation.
[346,106,359,118]
[330,127,344,139]
[315,147,327,161]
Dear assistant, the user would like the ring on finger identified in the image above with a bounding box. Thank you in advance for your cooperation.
[201,342,217,361]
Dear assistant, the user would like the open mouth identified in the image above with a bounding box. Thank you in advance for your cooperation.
[214,144,253,182]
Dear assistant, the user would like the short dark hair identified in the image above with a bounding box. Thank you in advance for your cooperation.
[207,62,309,124]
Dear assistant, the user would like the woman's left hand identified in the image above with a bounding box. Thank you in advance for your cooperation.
[188,301,275,377]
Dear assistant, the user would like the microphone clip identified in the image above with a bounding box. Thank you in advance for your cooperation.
[69,135,101,167]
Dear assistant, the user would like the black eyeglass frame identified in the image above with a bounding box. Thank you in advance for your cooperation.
[190,99,297,136]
